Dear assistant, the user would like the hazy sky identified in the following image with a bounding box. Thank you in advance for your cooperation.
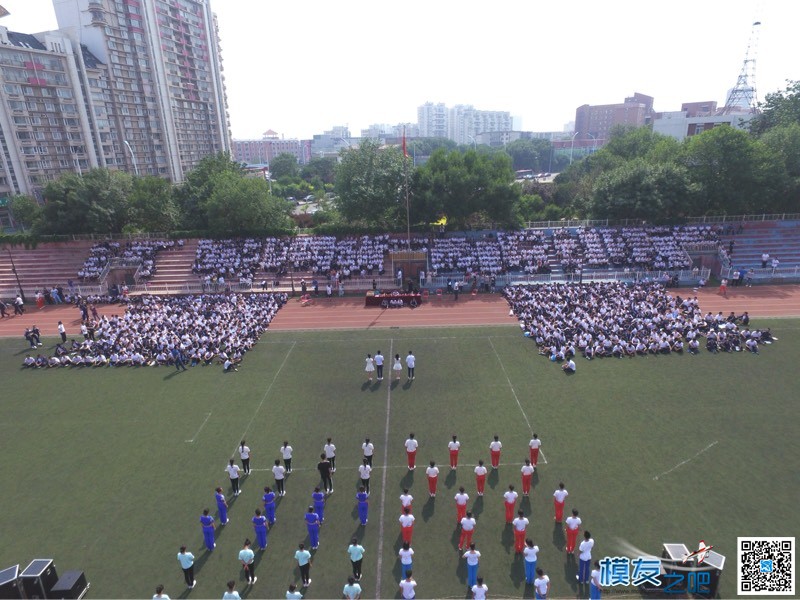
[2,1,796,140]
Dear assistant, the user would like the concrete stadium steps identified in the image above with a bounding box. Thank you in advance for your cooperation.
[146,239,200,286]
[0,240,98,296]
[720,220,800,268]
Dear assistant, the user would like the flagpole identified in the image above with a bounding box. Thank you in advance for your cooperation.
[403,127,411,250]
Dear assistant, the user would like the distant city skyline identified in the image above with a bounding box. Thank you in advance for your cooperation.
[1,1,796,140]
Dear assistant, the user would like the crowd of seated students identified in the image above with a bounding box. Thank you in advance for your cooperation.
[194,238,265,286]
[78,241,120,279]
[79,239,178,280]
[504,281,773,362]
[21,292,287,369]
[430,237,504,275]
[497,231,550,274]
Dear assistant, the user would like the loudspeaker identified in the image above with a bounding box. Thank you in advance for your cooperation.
[49,571,89,600]
[0,565,23,600]
[20,559,59,599]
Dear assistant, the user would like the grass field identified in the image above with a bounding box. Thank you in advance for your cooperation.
[1,319,798,599]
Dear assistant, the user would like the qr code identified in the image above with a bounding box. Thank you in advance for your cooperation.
[738,537,795,595]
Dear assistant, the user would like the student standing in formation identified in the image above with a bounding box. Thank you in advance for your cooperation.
[565,509,582,554]
[398,543,414,579]
[280,441,293,473]
[590,560,603,599]
[399,507,415,544]
[324,438,337,472]
[405,350,416,380]
[529,434,542,466]
[176,546,196,589]
[399,570,417,600]
[312,487,326,522]
[472,576,488,600]
[317,453,333,494]
[285,584,303,599]
[448,435,461,469]
[295,542,312,587]
[359,459,372,495]
[238,539,256,585]
[222,580,240,599]
[356,486,369,526]
[404,433,418,470]
[273,460,287,496]
[553,482,568,523]
[393,354,403,380]
[512,510,529,554]
[215,487,229,525]
[459,511,476,551]
[152,584,169,599]
[426,460,439,497]
[362,438,374,467]
[343,576,362,600]
[238,440,251,475]
[57,321,67,343]
[400,488,414,513]
[578,531,595,583]
[199,508,215,551]
[521,459,535,496]
[252,509,268,551]
[474,460,487,496]
[462,543,481,587]
[503,485,519,524]
[374,350,384,381]
[365,353,375,382]
[347,537,365,581]
[489,435,502,469]
[262,486,277,524]
[523,538,540,585]
[455,486,469,524]
[225,458,242,497]
[534,568,551,600]
[305,506,321,549]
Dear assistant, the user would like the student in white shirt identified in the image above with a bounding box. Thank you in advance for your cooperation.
[404,433,418,470]
[222,580,240,599]
[280,441,293,473]
[225,459,242,497]
[590,561,603,599]
[489,435,502,469]
[425,461,439,497]
[528,433,542,466]
[534,568,550,599]
[578,531,595,583]
[553,482,568,523]
[400,489,413,513]
[324,438,337,472]
[523,539,540,584]
[462,543,481,587]
[471,577,488,600]
[358,459,372,495]
[238,440,251,475]
[448,435,461,469]
[362,438,374,467]
[272,460,286,496]
[398,543,414,579]
[399,571,416,600]
[474,460,488,496]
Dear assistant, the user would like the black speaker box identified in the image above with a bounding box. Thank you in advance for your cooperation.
[20,559,59,599]
[0,565,23,600]
[49,571,88,600]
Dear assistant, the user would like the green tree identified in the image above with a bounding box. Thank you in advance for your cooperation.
[756,123,800,211]
[270,153,300,180]
[504,138,551,172]
[203,172,292,235]
[407,137,457,157]
[749,80,800,137]
[128,176,180,233]
[41,168,132,234]
[412,149,520,229]
[301,157,337,185]
[175,152,242,230]
[333,139,406,228]
[8,194,42,231]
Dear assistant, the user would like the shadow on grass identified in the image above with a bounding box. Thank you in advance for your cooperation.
[360,381,371,391]
[450,527,461,551]
[399,470,414,489]
[552,521,566,551]
[500,523,514,554]
[445,469,457,489]
[488,468,499,489]
[508,553,526,588]
[472,495,484,518]
[422,496,436,522]
[563,555,580,595]
[520,495,531,515]
[163,369,183,380]
[350,525,366,542]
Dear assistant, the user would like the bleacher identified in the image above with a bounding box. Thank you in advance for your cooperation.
[0,240,99,299]
[719,220,800,272]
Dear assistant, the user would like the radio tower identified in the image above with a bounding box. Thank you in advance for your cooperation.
[721,20,761,114]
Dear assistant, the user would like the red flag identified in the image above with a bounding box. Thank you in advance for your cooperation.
[402,127,408,158]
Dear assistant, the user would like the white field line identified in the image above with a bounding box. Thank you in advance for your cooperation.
[375,338,393,599]
[653,441,719,480]
[184,411,212,443]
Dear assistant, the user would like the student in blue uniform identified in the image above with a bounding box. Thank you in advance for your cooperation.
[252,508,268,550]
[199,508,215,551]
[262,486,277,525]
[215,487,229,525]
[312,487,326,522]
[304,506,321,549]
[356,486,369,526]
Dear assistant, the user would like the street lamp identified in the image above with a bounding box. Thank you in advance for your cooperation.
[7,249,25,302]
[123,140,139,176]
[585,132,597,153]
[569,131,580,165]
[467,135,477,151]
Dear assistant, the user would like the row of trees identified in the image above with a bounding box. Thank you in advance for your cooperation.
[8,81,798,236]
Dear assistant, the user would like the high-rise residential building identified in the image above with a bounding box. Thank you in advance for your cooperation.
[0,26,106,203]
[417,102,512,144]
[574,92,654,142]
[231,130,308,166]
[417,102,447,139]
[52,0,231,182]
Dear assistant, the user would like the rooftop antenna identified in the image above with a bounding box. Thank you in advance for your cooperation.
[721,20,761,114]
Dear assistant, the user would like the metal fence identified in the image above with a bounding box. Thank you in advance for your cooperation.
[523,213,800,230]
[685,213,800,224]
[719,265,800,281]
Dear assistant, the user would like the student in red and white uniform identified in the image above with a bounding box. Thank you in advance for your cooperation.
[521,459,535,496]
[503,485,519,524]
[458,511,476,551]
[529,434,542,466]
[399,507,415,544]
[553,482,568,523]
[512,510,529,554]
[400,489,413,514]
[565,508,582,554]
[489,435,502,469]
[404,433,418,470]
[455,486,469,524]
[448,435,461,469]
[474,460,487,496]
[426,461,439,497]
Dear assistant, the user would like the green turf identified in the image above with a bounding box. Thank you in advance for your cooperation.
[0,320,798,599]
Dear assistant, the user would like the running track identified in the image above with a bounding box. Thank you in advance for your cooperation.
[1,285,799,338]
